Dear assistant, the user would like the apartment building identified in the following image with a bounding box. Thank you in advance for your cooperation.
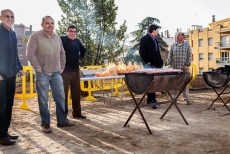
[189,16,230,74]
[13,24,33,66]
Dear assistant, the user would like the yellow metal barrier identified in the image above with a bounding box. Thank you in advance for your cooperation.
[15,65,125,106]
[188,64,197,89]
[81,65,107,70]
[15,66,37,110]
[80,79,122,101]
[80,65,125,101]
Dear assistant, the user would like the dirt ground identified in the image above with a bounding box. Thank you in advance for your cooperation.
[1,88,230,154]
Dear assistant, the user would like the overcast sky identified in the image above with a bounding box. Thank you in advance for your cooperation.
[1,0,230,35]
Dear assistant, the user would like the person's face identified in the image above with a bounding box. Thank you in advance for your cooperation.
[41,17,54,34]
[151,29,158,37]
[177,33,184,42]
[66,28,77,40]
[0,10,15,30]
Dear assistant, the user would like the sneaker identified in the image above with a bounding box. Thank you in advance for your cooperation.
[185,100,191,105]
[152,102,159,109]
[57,121,75,127]
[42,124,52,133]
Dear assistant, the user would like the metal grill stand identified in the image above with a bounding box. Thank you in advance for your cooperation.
[124,72,192,134]
[203,72,230,111]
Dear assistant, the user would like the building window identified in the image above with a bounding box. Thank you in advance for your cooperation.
[199,68,204,74]
[208,53,213,60]
[208,38,213,46]
[199,39,203,46]
[17,44,23,49]
[220,36,229,47]
[199,53,204,60]
[19,55,23,60]
[221,52,229,62]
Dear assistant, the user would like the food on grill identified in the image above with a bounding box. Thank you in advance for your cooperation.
[127,61,133,73]
[131,68,183,74]
[117,62,127,74]
[133,62,139,70]
[107,62,117,76]
[95,72,102,77]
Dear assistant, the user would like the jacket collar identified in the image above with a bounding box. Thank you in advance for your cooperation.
[0,23,12,33]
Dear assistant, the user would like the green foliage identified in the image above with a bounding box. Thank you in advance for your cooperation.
[56,0,127,66]
[22,35,30,43]
[123,53,141,65]
[130,17,168,52]
[16,74,22,82]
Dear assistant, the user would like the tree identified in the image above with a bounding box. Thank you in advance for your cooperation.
[22,35,30,43]
[56,0,127,66]
[130,17,168,52]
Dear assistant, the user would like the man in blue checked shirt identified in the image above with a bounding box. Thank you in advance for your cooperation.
[168,32,192,105]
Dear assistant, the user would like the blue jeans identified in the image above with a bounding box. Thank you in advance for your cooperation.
[35,72,68,125]
[143,63,157,103]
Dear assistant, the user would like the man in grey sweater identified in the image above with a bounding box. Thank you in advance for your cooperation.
[26,16,74,133]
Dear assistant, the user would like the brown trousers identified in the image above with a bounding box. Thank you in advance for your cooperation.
[61,71,81,117]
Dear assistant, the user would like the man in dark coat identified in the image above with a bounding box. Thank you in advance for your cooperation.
[0,9,25,146]
[139,24,163,109]
[60,25,86,119]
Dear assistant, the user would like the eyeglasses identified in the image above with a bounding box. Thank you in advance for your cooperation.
[68,30,77,33]
[4,15,14,19]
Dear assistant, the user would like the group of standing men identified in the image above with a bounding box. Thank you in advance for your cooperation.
[139,25,192,109]
[0,9,86,146]
[0,9,192,146]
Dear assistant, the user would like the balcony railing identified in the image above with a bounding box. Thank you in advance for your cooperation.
[215,41,230,49]
[216,58,230,67]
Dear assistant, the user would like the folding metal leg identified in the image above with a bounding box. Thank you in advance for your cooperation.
[124,79,155,134]
[160,76,193,125]
[208,86,230,112]
[124,76,192,134]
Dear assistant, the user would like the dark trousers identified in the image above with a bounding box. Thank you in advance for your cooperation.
[143,63,157,103]
[147,93,156,103]
[0,75,16,138]
[61,71,81,117]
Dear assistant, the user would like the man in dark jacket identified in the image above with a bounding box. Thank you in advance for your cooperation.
[139,24,163,109]
[0,9,25,146]
[60,25,86,119]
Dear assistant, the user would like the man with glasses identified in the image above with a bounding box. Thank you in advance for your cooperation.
[167,32,192,105]
[60,25,86,119]
[139,24,163,109]
[26,16,75,134]
[0,9,25,146]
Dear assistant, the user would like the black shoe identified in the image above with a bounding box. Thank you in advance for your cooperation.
[57,121,75,127]
[0,137,16,146]
[73,115,87,119]
[152,102,159,109]
[147,99,157,104]
[8,134,18,140]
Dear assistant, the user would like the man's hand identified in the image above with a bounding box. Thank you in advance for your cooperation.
[0,75,3,81]
[37,69,42,73]
[59,69,63,74]
[182,65,188,72]
[18,70,25,77]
